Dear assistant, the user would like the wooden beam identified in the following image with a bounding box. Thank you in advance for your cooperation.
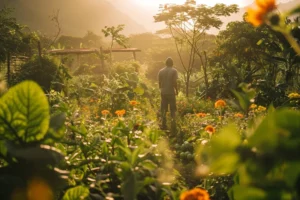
[133,52,136,60]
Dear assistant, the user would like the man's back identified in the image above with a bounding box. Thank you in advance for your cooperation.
[158,66,178,95]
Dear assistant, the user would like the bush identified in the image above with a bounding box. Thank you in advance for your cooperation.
[111,60,140,75]
[11,55,65,92]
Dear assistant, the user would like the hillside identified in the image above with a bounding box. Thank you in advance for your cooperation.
[0,0,147,37]
[110,0,298,35]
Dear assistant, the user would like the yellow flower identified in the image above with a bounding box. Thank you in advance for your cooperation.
[115,109,126,117]
[101,110,110,116]
[246,0,277,27]
[234,113,244,118]
[249,104,257,109]
[204,125,215,134]
[214,100,226,109]
[288,92,300,99]
[129,100,138,106]
[196,113,207,117]
[12,177,54,200]
[180,188,210,200]
[257,105,266,112]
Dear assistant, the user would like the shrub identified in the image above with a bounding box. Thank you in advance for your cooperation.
[11,55,65,92]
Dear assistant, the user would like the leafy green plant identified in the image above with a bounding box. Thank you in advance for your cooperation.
[197,108,300,199]
[0,81,67,199]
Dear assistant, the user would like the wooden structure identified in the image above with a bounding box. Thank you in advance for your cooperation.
[47,47,141,67]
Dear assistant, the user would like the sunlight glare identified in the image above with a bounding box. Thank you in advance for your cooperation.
[133,0,249,7]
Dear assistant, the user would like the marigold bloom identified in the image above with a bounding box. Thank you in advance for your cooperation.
[249,104,257,109]
[204,125,215,134]
[234,113,244,118]
[246,0,277,27]
[180,188,210,200]
[288,92,300,99]
[129,100,138,106]
[256,105,266,112]
[256,0,276,11]
[101,110,110,116]
[27,177,54,200]
[214,100,226,109]
[196,113,207,117]
[115,109,126,117]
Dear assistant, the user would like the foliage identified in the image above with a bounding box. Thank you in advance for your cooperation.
[112,60,141,75]
[102,24,128,63]
[0,7,29,63]
[197,108,300,200]
[0,81,67,199]
[11,55,70,92]
[154,0,238,96]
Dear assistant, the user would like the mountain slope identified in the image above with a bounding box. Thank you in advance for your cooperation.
[0,0,147,36]
[109,0,298,35]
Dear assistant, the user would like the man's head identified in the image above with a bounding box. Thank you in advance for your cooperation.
[165,57,173,67]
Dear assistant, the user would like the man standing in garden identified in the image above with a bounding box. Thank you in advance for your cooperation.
[158,57,178,131]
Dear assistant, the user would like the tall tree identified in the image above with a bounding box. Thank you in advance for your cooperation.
[154,0,238,96]
[102,24,128,64]
[0,7,29,84]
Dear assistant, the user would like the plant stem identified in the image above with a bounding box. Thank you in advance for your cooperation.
[283,32,300,56]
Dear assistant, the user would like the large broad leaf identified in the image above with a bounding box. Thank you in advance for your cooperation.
[62,186,89,200]
[133,86,144,96]
[228,185,266,200]
[121,171,137,200]
[0,81,50,143]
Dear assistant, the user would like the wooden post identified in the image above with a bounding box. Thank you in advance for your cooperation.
[77,53,80,67]
[100,47,105,68]
[38,41,42,59]
[7,52,10,85]
[133,51,136,61]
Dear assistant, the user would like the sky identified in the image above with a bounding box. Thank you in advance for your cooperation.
[133,0,251,7]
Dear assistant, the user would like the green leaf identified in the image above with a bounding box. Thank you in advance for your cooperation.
[0,140,7,157]
[0,81,50,143]
[62,185,89,200]
[231,90,250,112]
[283,162,300,187]
[46,113,66,140]
[6,143,64,165]
[288,6,300,15]
[210,153,239,174]
[204,125,241,174]
[248,109,300,153]
[121,171,137,200]
[133,86,144,96]
[228,185,266,200]
[140,160,158,171]
[256,39,264,45]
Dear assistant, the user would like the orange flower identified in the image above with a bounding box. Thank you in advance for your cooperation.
[234,113,244,118]
[196,113,207,117]
[11,177,54,200]
[180,188,210,200]
[204,125,215,134]
[115,109,126,117]
[214,100,226,109]
[27,177,54,200]
[246,0,277,27]
[256,0,276,11]
[129,100,138,106]
[101,110,110,116]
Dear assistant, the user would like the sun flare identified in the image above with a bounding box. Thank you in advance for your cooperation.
[133,0,249,7]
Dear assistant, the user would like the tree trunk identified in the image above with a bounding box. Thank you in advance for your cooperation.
[7,52,10,85]
[199,53,209,98]
[185,75,190,97]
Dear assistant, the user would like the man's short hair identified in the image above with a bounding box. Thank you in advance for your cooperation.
[166,57,173,67]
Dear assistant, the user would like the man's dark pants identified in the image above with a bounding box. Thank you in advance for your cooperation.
[161,94,176,129]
